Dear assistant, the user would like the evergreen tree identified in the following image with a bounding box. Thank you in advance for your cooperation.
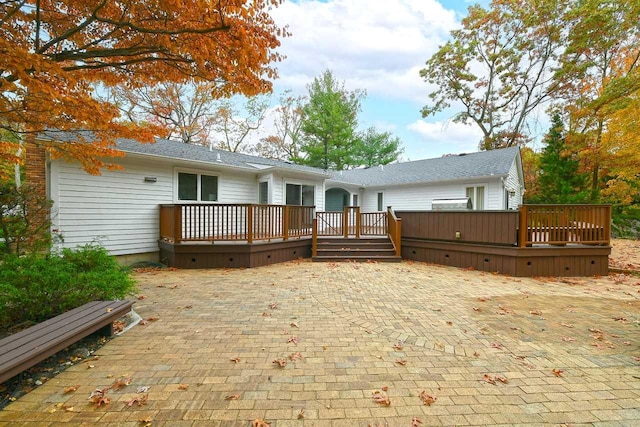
[355,127,403,168]
[534,114,589,203]
[298,70,364,170]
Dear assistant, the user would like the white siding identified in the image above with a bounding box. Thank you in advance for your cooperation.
[505,159,523,209]
[51,157,173,256]
[359,179,505,212]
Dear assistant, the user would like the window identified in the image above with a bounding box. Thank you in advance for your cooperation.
[259,181,269,204]
[466,186,485,210]
[178,172,218,202]
[377,192,384,211]
[286,183,315,206]
[352,194,358,206]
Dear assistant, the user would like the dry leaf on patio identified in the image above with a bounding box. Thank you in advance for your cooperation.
[89,388,111,408]
[289,352,303,361]
[473,351,480,358]
[561,337,576,342]
[287,336,299,345]
[412,417,423,426]
[230,357,241,363]
[393,343,404,351]
[138,415,152,426]
[297,409,305,419]
[111,377,131,390]
[395,359,408,366]
[136,386,150,393]
[483,374,497,385]
[252,418,271,427]
[560,322,574,328]
[528,310,542,316]
[262,312,271,317]
[272,358,287,368]
[269,302,279,309]
[419,390,437,406]
[63,385,80,394]
[495,375,508,384]
[472,307,481,312]
[126,394,148,407]
[372,390,391,406]
[290,322,299,328]
[146,316,159,322]
[552,369,564,377]
[177,384,189,390]
[381,385,388,391]
[446,321,453,326]
[225,394,240,400]
[490,342,503,349]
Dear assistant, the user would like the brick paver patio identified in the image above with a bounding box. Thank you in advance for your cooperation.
[1,260,639,426]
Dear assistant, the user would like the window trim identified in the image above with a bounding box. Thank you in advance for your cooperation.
[284,181,316,206]
[174,168,220,203]
[258,180,269,205]
[377,192,384,211]
[465,184,487,210]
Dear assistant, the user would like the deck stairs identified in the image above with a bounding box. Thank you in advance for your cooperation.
[312,236,401,263]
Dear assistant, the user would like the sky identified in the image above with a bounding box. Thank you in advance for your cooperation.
[261,0,492,161]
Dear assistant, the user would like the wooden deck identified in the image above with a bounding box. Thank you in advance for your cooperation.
[158,204,611,276]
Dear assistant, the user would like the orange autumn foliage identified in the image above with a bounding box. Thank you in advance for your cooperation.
[0,0,286,174]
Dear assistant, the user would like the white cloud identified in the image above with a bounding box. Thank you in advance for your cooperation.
[405,119,483,158]
[271,0,457,102]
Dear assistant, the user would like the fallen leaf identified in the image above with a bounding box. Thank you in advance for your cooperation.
[289,352,303,361]
[395,359,408,366]
[261,312,271,317]
[225,394,240,400]
[372,390,391,406]
[412,417,423,426]
[490,342,503,349]
[252,418,271,427]
[111,377,131,390]
[483,374,497,385]
[269,303,279,309]
[297,409,305,419]
[106,308,113,313]
[393,343,404,351]
[178,384,189,390]
[287,336,299,345]
[64,385,80,394]
[138,415,152,425]
[230,357,240,363]
[560,323,574,328]
[495,375,508,384]
[126,394,148,407]
[419,390,437,406]
[89,388,111,408]
[272,358,287,368]
[145,316,159,322]
[136,386,150,393]
[472,307,481,312]
[529,310,542,316]
[473,351,480,358]
[561,337,576,342]
[290,322,299,328]
[552,369,564,377]
[137,295,146,300]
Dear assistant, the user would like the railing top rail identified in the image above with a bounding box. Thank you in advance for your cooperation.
[521,204,611,208]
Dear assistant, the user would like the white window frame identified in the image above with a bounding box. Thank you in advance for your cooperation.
[174,168,220,203]
[284,181,316,206]
[258,179,270,205]
[377,192,384,211]
[465,185,487,210]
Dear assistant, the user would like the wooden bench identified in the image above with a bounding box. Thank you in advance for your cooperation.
[0,300,133,384]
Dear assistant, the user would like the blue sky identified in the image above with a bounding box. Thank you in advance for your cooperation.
[262,0,491,161]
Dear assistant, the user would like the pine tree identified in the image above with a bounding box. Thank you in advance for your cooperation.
[534,114,589,203]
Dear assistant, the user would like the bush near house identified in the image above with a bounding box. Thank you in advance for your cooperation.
[0,245,136,331]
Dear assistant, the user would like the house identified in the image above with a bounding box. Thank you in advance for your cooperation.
[28,135,524,265]
[325,146,524,212]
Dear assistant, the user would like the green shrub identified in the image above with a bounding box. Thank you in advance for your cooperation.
[0,244,136,329]
[611,204,640,240]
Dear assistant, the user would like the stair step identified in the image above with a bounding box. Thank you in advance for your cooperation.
[317,243,394,250]
[317,248,396,257]
[312,255,402,263]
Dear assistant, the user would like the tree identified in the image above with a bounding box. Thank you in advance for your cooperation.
[532,113,589,204]
[0,0,285,174]
[555,0,640,201]
[253,90,306,161]
[420,0,564,150]
[109,81,220,145]
[354,127,403,168]
[213,95,270,153]
[299,70,364,170]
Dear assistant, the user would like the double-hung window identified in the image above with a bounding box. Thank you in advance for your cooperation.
[178,172,218,202]
[465,186,485,210]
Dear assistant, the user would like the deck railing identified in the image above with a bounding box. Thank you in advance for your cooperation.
[387,207,402,256]
[518,204,611,247]
[159,204,314,243]
[315,207,388,238]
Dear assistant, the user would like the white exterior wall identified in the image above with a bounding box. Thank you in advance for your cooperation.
[274,173,325,210]
[505,159,523,209]
[359,179,505,212]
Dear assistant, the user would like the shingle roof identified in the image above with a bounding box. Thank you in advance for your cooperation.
[330,146,520,187]
[115,137,330,176]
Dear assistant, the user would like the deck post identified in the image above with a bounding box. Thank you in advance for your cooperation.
[174,205,182,244]
[395,217,402,257]
[518,205,528,247]
[355,206,361,238]
[312,218,318,257]
[343,207,348,238]
[247,205,253,244]
[283,205,290,241]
